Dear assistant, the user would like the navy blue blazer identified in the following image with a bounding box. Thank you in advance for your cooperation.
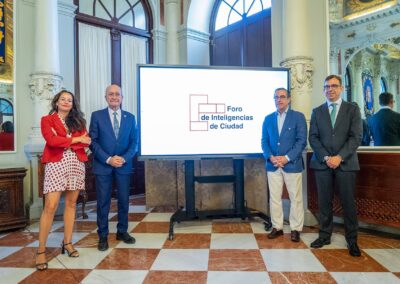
[89,108,138,175]
[261,109,307,173]
[368,108,400,146]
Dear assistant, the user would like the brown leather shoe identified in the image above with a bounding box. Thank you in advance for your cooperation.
[291,230,300,242]
[268,228,283,239]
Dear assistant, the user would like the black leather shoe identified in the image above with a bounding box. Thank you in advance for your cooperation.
[310,237,331,248]
[116,232,136,244]
[268,228,284,239]
[291,230,300,242]
[348,243,361,257]
[98,237,109,251]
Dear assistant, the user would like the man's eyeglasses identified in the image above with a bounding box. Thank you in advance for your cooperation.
[274,95,288,100]
[323,84,340,90]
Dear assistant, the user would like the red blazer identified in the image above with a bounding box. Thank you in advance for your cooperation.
[41,113,89,163]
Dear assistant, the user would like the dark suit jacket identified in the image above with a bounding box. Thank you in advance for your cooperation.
[89,108,138,175]
[368,108,400,146]
[261,109,307,173]
[309,101,362,171]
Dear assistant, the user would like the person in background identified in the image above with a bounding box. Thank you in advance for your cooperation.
[89,84,138,251]
[36,90,91,270]
[309,75,362,257]
[0,121,14,150]
[368,92,400,146]
[261,88,307,242]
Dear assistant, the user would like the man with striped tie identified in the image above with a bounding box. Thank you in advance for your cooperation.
[89,84,138,251]
[309,75,362,257]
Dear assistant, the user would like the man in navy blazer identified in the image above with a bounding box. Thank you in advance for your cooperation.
[89,84,138,251]
[309,75,362,257]
[261,88,307,242]
[368,92,400,146]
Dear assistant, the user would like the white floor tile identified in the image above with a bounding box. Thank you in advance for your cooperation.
[107,221,139,233]
[174,221,212,234]
[330,272,400,284]
[128,205,149,213]
[260,249,326,272]
[207,271,271,284]
[0,268,35,283]
[0,247,22,260]
[82,269,148,284]
[48,248,111,269]
[151,249,209,271]
[27,232,89,248]
[116,233,168,249]
[24,220,64,233]
[301,233,347,249]
[364,249,400,272]
[142,213,173,222]
[250,222,269,234]
[211,233,258,249]
[76,212,117,222]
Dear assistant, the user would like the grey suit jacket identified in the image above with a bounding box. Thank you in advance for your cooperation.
[309,101,362,171]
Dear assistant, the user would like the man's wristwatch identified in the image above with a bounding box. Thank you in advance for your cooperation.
[324,156,330,163]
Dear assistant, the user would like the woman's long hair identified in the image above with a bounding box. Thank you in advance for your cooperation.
[49,90,86,132]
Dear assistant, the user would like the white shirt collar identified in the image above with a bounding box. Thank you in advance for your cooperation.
[327,98,342,107]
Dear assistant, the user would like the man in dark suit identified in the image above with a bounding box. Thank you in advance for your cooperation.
[368,92,400,146]
[261,88,307,242]
[309,75,362,257]
[89,84,138,251]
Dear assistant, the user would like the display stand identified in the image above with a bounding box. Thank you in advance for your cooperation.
[168,159,271,240]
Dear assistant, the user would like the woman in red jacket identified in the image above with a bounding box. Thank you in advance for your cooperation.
[35,90,91,271]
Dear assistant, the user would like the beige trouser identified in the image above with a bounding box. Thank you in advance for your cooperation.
[267,168,304,231]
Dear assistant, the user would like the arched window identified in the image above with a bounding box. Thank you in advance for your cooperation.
[380,77,387,93]
[210,0,272,67]
[0,98,13,123]
[74,0,151,197]
[214,0,272,31]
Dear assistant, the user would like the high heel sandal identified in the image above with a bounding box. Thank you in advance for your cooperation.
[35,250,48,271]
[61,241,79,257]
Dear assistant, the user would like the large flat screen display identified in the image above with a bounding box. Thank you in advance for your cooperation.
[137,65,290,159]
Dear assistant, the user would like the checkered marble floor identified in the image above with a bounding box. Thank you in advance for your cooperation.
[0,196,399,284]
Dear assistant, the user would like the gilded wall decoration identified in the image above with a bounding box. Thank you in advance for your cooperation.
[344,0,397,19]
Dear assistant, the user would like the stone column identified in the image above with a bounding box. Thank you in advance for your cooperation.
[165,0,180,64]
[280,0,314,120]
[280,0,317,226]
[25,0,64,219]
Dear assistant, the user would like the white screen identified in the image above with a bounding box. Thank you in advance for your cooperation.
[138,65,289,159]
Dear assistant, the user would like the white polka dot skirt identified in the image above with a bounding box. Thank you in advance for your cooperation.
[43,150,85,194]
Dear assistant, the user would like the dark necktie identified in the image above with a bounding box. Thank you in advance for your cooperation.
[113,112,119,138]
[330,103,337,127]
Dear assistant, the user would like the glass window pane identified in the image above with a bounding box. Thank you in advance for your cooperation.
[244,0,255,14]
[120,11,134,27]
[247,0,262,16]
[228,10,242,26]
[215,2,231,31]
[233,0,244,15]
[224,0,239,6]
[116,0,131,19]
[79,0,94,16]
[95,1,112,20]
[261,0,272,9]
[100,0,114,17]
[134,3,146,30]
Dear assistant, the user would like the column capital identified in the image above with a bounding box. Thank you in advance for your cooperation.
[280,56,314,92]
[29,72,63,101]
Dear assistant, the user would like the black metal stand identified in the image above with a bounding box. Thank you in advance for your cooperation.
[168,159,271,240]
